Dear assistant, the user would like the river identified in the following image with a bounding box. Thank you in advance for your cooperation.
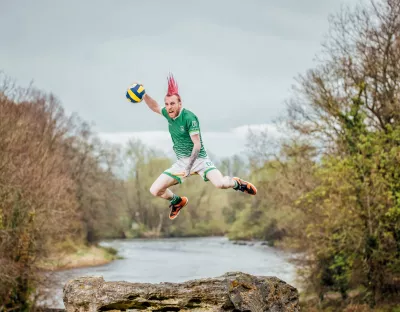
[43,236,299,309]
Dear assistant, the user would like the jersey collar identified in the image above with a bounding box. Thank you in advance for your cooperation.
[172,107,184,120]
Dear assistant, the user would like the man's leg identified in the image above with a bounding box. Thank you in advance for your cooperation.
[149,173,177,200]
[205,169,257,195]
[203,169,235,189]
[149,173,189,220]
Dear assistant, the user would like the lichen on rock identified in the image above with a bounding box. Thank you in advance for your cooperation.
[63,272,299,312]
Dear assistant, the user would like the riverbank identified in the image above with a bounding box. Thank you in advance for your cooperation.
[38,243,121,271]
[38,237,400,312]
[44,236,298,309]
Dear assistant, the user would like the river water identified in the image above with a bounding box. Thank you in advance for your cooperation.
[44,236,298,309]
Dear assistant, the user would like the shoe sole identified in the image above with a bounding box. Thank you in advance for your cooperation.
[169,198,189,220]
[234,177,257,195]
[247,183,257,195]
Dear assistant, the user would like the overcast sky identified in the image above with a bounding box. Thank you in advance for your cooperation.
[1,0,359,159]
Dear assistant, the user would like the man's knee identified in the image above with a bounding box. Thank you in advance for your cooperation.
[213,181,225,189]
[207,171,231,189]
[212,177,231,189]
[150,184,164,197]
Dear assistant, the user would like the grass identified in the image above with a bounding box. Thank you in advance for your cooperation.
[37,240,122,271]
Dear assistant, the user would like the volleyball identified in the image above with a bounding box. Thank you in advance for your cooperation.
[126,83,145,103]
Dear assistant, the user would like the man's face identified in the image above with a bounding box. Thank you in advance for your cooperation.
[164,95,182,118]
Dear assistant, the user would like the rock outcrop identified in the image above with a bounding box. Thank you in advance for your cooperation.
[63,272,299,312]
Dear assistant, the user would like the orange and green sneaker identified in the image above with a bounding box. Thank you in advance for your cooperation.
[169,196,188,220]
[233,177,257,195]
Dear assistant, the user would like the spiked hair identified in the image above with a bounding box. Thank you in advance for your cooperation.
[166,73,180,100]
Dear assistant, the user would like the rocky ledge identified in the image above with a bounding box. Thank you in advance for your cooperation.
[63,272,299,312]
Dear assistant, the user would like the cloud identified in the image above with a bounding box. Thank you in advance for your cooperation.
[98,123,284,160]
[0,0,357,136]
[1,0,359,141]
[231,123,285,140]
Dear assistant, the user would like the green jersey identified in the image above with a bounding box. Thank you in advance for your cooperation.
[161,107,208,159]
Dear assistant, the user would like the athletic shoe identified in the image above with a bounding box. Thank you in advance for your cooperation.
[169,196,189,220]
[233,177,257,195]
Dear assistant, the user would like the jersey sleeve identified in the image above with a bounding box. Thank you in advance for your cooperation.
[161,107,169,120]
[186,114,200,136]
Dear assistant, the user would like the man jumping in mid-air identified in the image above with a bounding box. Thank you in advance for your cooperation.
[142,74,257,220]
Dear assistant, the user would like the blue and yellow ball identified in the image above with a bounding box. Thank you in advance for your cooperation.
[126,83,145,103]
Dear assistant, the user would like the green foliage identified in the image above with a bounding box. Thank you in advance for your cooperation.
[292,122,400,301]
[227,204,264,240]
[225,0,400,307]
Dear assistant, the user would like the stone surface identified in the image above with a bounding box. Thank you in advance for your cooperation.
[63,272,299,312]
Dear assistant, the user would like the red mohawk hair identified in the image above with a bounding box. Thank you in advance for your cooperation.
[166,73,180,98]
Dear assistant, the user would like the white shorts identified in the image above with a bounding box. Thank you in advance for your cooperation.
[163,157,217,183]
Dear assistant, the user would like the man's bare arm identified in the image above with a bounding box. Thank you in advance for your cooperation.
[143,94,161,114]
[184,134,201,177]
